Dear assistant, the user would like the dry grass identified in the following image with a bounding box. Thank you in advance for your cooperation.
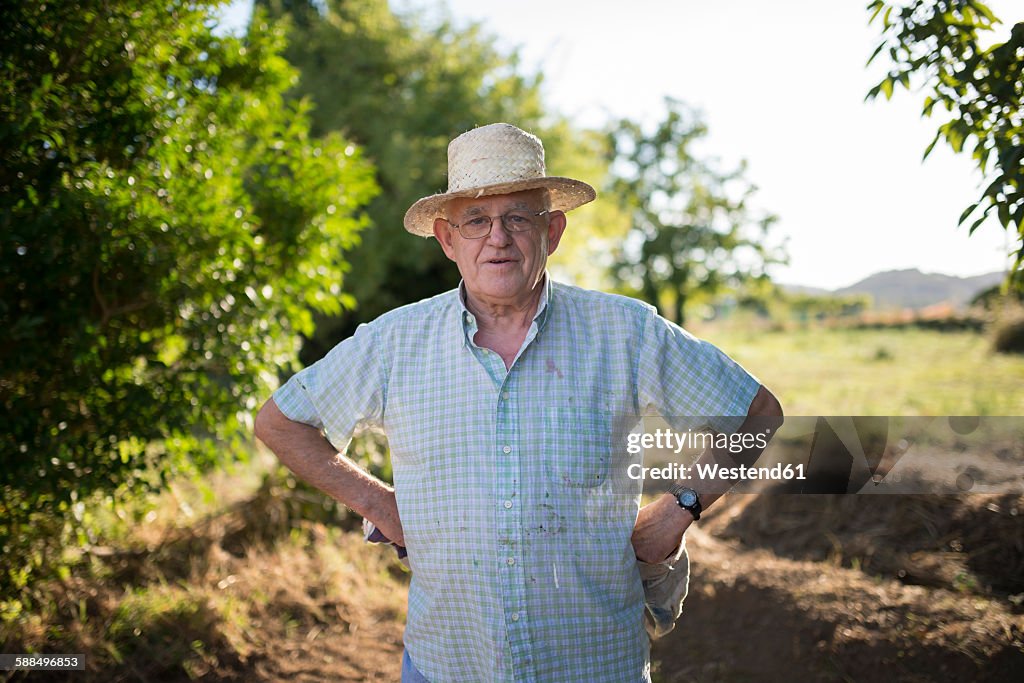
[1,461,408,682]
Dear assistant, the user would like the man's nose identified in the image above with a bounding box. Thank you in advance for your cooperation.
[485,216,513,246]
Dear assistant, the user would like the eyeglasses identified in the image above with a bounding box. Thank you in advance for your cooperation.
[446,210,549,239]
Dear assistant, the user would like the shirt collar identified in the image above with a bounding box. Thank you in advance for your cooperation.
[457,274,552,347]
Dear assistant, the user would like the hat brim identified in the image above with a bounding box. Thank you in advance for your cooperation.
[403,177,596,237]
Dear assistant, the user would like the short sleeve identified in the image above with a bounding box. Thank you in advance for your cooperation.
[272,321,385,450]
[637,309,760,435]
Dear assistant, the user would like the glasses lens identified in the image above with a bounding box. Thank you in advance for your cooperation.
[501,211,537,232]
[460,216,493,239]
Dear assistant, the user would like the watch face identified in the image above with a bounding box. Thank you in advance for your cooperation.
[679,490,698,507]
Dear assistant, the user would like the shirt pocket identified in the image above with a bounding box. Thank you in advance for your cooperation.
[545,394,613,488]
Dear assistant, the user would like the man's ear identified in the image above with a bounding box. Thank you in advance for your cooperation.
[433,218,457,261]
[545,210,567,256]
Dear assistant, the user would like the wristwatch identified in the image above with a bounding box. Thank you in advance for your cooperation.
[669,484,702,521]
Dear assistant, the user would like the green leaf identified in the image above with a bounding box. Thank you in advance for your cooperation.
[944,122,965,153]
[968,203,996,234]
[997,146,1024,171]
[972,1,997,24]
[968,213,988,235]
[867,41,886,66]
[998,201,1011,227]
[976,143,991,172]
[922,95,936,116]
[958,202,980,225]
[880,77,894,100]
[867,1,885,25]
[983,177,1005,199]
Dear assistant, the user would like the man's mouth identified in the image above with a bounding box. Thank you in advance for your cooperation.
[486,258,514,264]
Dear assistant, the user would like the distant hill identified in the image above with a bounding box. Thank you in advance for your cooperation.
[782,269,1005,310]
[779,283,831,297]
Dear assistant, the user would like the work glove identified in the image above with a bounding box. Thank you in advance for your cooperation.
[362,518,410,569]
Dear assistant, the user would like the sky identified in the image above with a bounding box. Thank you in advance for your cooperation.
[219,0,1019,290]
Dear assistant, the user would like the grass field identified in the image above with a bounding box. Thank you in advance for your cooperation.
[694,324,1024,416]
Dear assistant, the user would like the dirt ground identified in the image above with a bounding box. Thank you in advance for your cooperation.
[652,525,1022,682]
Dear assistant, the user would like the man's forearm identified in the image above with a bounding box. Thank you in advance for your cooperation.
[632,385,783,562]
[632,429,772,564]
[687,385,785,509]
[253,398,404,544]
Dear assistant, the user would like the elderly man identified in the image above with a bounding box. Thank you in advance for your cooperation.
[254,123,782,682]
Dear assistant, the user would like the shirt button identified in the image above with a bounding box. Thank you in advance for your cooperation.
[502,445,511,454]
[510,612,520,622]
[502,391,510,400]
[506,557,515,566]
[503,500,513,509]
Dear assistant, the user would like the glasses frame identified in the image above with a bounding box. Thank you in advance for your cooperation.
[446,210,549,239]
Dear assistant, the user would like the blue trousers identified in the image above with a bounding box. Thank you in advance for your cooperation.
[401,649,652,682]
[402,650,431,682]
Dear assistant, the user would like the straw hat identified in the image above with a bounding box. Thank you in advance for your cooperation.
[403,123,597,237]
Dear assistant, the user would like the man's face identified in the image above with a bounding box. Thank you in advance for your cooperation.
[433,190,566,307]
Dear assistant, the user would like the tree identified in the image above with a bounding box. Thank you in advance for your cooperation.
[0,1,376,593]
[605,99,785,326]
[544,121,633,290]
[866,0,1024,290]
[255,0,580,361]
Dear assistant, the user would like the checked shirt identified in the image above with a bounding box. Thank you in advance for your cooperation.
[273,277,759,683]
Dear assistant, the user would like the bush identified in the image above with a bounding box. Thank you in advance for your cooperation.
[0,1,376,597]
[992,312,1024,354]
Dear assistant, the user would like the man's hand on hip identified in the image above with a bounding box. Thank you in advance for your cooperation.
[371,489,405,547]
[631,493,693,563]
